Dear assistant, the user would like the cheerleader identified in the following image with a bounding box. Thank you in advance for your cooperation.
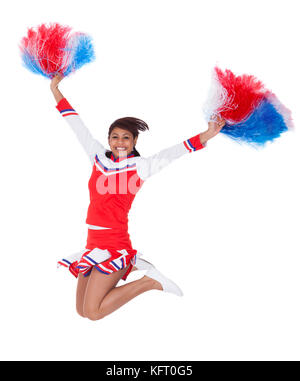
[51,75,225,320]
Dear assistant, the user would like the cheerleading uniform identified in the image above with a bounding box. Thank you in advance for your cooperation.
[56,98,205,280]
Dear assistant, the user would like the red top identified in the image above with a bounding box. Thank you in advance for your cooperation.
[56,97,205,251]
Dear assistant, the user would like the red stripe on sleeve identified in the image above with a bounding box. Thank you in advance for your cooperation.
[183,140,192,152]
[62,112,78,117]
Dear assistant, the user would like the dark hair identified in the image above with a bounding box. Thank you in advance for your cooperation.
[106,117,149,158]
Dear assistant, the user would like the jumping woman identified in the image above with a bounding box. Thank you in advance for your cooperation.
[51,75,225,320]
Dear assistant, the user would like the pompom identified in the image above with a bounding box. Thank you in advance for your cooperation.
[20,23,95,79]
[214,67,265,124]
[221,98,288,146]
[203,67,294,146]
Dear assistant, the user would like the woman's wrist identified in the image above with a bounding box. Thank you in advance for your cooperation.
[199,130,213,145]
[51,85,64,103]
[50,75,64,102]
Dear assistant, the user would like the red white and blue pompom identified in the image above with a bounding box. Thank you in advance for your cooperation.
[203,67,294,146]
[20,23,95,79]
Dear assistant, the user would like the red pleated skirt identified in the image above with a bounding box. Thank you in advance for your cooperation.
[57,228,139,280]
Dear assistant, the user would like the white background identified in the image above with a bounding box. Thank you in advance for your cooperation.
[0,0,299,361]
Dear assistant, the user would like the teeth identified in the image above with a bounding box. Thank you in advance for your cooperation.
[116,147,126,150]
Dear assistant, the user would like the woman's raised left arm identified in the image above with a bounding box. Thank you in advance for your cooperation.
[136,116,225,181]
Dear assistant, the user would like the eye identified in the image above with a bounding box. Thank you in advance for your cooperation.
[124,137,129,139]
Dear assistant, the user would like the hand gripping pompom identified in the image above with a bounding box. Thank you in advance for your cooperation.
[203,67,294,146]
[20,23,95,79]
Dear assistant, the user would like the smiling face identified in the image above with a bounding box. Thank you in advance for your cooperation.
[108,127,138,158]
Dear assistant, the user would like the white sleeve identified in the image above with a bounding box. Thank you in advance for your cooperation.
[56,98,106,163]
[136,134,206,181]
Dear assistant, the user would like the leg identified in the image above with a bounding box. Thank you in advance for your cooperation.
[83,266,161,321]
[76,272,90,317]
[76,264,136,317]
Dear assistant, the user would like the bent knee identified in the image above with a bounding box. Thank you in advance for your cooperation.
[83,307,105,321]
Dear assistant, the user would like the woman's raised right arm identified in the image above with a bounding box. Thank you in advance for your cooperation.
[50,75,106,163]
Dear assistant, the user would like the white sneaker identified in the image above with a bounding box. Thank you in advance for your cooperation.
[145,267,183,296]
